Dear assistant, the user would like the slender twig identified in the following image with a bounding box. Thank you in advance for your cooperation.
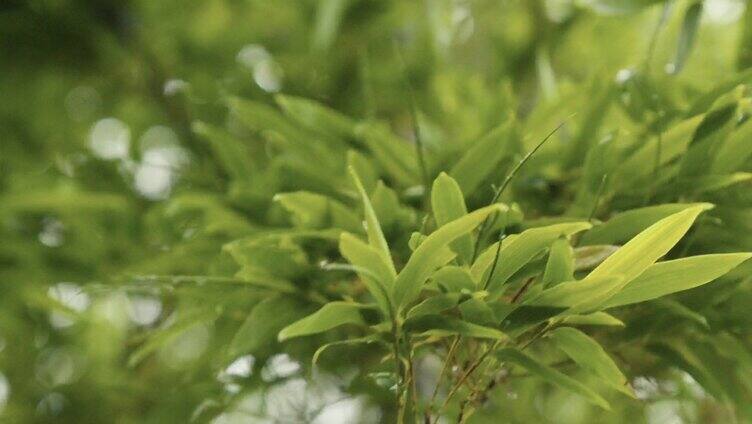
[588,174,608,222]
[394,42,430,206]
[426,336,461,421]
[472,119,569,261]
[481,232,507,291]
[510,277,535,304]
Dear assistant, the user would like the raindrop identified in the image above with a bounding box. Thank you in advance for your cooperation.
[253,60,282,93]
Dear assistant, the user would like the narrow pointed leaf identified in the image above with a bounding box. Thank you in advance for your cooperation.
[548,327,634,397]
[349,167,396,277]
[431,172,473,264]
[339,232,395,316]
[393,204,504,310]
[497,348,611,410]
[604,253,752,308]
[472,222,591,294]
[278,301,374,341]
[588,204,712,283]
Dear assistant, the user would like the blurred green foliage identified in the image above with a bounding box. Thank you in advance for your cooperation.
[2,0,752,423]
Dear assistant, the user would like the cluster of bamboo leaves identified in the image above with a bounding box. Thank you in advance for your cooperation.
[4,1,752,422]
[165,77,752,421]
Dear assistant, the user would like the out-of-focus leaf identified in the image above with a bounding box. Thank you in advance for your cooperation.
[668,1,702,75]
[354,122,419,186]
[548,327,634,397]
[193,121,254,181]
[274,191,361,231]
[312,0,350,50]
[431,172,473,264]
[276,94,355,138]
[496,347,611,410]
[604,253,751,307]
[449,119,514,196]
[713,118,752,173]
[229,296,310,357]
[278,301,374,341]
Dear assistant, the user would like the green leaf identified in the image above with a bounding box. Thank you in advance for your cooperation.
[528,276,625,314]
[432,266,476,292]
[713,118,752,173]
[496,347,610,410]
[278,301,374,341]
[347,150,378,193]
[393,204,505,310]
[542,237,574,286]
[354,122,418,186]
[229,296,310,358]
[614,116,704,188]
[276,94,355,139]
[349,167,396,277]
[129,310,216,368]
[459,298,496,325]
[431,172,473,264]
[560,312,624,327]
[192,121,254,181]
[588,204,712,283]
[274,191,361,231]
[405,315,507,340]
[574,245,619,271]
[449,119,514,196]
[339,232,395,316]
[603,253,752,308]
[312,334,384,365]
[406,293,463,320]
[472,222,591,294]
[669,1,702,75]
[580,203,706,245]
[548,327,634,397]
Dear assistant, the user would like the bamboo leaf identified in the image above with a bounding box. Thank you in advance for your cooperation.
[588,204,712,283]
[278,301,374,341]
[548,327,634,397]
[604,253,752,308]
[405,315,507,340]
[229,296,310,357]
[339,232,395,316]
[349,167,396,277]
[471,222,591,294]
[542,237,575,286]
[496,347,611,410]
[393,205,504,310]
[449,119,514,196]
[431,172,473,264]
